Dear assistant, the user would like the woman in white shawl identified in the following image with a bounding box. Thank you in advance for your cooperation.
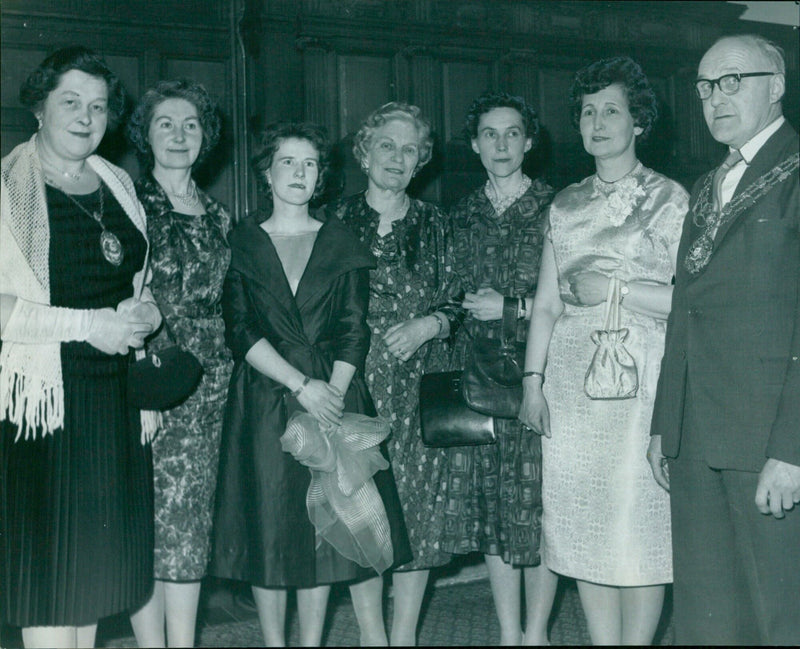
[0,46,161,649]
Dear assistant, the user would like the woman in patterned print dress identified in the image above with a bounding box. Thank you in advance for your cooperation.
[126,79,233,648]
[520,57,687,644]
[444,91,556,645]
[327,102,459,646]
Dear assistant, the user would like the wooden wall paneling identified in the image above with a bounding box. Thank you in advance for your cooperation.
[440,56,495,206]
[406,50,445,202]
[1,3,241,218]
[505,54,554,185]
[301,43,340,138]
[253,29,305,124]
[2,0,227,26]
[0,46,47,156]
[534,66,593,189]
[5,0,798,218]
[442,58,493,143]
[96,54,143,179]
[338,54,394,138]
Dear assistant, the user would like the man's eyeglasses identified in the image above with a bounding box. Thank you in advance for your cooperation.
[694,72,776,100]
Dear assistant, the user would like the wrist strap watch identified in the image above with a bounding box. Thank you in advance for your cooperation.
[619,281,630,305]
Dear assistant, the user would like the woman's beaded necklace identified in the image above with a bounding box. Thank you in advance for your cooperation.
[40,156,84,182]
[165,181,200,209]
[485,175,531,216]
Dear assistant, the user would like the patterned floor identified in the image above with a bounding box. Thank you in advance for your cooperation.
[92,557,674,647]
[0,557,675,646]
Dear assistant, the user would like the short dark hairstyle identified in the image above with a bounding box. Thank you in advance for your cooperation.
[569,56,658,141]
[127,78,222,170]
[352,102,434,172]
[19,45,127,130]
[463,91,540,148]
[251,122,330,202]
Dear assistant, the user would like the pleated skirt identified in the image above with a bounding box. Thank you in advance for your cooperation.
[1,345,154,627]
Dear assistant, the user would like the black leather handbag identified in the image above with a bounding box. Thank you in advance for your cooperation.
[419,371,496,447]
[461,297,525,418]
[128,344,204,411]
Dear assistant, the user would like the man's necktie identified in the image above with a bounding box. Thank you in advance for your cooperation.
[713,148,744,212]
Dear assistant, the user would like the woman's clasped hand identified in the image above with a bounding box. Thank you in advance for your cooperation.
[382,316,439,362]
[89,303,156,355]
[296,378,345,428]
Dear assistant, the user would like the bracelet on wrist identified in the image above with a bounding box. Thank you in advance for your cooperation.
[290,375,310,398]
[431,312,445,337]
[522,370,544,383]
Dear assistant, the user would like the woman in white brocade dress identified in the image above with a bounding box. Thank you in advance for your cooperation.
[520,57,688,645]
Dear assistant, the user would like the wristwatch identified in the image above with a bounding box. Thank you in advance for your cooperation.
[620,282,630,304]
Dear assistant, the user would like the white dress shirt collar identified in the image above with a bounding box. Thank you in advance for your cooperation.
[737,116,785,164]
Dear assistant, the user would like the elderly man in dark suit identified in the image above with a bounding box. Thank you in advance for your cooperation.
[648,33,800,645]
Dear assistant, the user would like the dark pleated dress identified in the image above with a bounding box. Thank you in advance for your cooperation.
[0,184,154,627]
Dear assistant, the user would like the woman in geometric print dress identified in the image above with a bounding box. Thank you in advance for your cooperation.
[520,57,688,645]
[443,91,556,645]
[326,102,459,646]
[126,79,233,648]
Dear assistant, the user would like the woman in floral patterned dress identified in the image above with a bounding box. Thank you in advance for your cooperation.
[520,57,688,644]
[126,79,233,647]
[444,91,555,645]
[327,102,459,646]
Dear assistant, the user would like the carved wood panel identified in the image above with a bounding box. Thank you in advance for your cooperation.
[1,3,239,215]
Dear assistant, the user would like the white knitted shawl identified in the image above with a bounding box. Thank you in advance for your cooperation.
[0,135,148,440]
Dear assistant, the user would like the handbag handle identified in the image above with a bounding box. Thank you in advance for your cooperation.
[501,297,519,348]
[602,277,621,331]
[500,297,519,347]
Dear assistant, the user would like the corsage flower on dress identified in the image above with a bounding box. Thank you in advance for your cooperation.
[592,172,647,227]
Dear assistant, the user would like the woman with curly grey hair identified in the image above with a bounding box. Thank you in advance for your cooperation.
[125,78,233,648]
[326,102,460,645]
[520,56,688,644]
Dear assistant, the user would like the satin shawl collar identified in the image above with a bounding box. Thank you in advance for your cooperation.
[230,214,375,311]
[713,121,799,247]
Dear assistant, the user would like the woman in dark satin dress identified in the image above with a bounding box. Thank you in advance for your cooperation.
[210,122,410,646]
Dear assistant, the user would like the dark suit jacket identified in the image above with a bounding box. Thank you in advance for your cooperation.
[651,120,800,471]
